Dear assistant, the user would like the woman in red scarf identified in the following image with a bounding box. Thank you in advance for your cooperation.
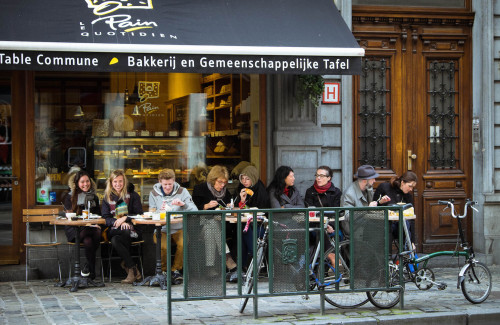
[304,166,342,268]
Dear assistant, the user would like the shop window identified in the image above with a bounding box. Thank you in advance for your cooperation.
[34,72,258,207]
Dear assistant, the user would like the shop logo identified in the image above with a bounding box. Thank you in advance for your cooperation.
[138,81,160,114]
[138,81,159,101]
[81,0,161,37]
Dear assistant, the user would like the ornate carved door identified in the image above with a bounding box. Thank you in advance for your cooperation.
[352,6,474,252]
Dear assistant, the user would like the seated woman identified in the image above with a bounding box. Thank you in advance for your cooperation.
[101,169,143,284]
[63,170,101,280]
[192,165,237,280]
[374,171,417,248]
[268,165,305,208]
[234,165,270,268]
[304,166,342,267]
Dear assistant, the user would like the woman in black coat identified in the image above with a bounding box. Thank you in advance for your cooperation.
[374,171,417,244]
[304,166,342,267]
[192,165,237,280]
[233,165,270,268]
[101,169,143,284]
[63,170,101,280]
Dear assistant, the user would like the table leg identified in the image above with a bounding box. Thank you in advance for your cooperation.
[55,226,105,291]
[134,226,168,290]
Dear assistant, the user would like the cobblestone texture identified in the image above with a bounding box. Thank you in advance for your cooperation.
[0,266,498,324]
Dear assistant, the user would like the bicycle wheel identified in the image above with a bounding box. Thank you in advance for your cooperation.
[461,262,492,304]
[367,262,401,309]
[322,247,370,309]
[239,246,265,313]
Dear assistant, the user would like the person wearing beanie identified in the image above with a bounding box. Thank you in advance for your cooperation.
[234,165,270,274]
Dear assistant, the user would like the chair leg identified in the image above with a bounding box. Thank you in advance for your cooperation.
[108,245,113,283]
[55,246,62,282]
[25,246,29,284]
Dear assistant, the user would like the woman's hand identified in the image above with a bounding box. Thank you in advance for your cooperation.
[239,188,247,203]
[378,195,391,205]
[204,200,219,210]
[113,216,127,228]
[171,198,185,206]
[326,224,334,233]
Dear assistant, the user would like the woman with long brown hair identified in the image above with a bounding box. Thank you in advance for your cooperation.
[101,169,143,284]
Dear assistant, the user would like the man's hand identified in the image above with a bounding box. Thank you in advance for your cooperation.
[171,198,185,206]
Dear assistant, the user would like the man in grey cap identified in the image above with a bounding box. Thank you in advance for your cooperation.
[340,165,390,236]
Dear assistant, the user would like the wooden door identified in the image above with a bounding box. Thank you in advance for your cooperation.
[352,7,474,252]
[0,71,29,264]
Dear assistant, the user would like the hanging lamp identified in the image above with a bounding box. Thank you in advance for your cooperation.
[74,105,84,117]
[131,105,141,116]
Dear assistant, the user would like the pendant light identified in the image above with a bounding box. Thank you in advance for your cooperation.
[74,105,84,117]
[129,73,140,104]
[124,72,129,104]
[131,104,141,116]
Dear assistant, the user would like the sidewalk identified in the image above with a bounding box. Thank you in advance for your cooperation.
[0,265,499,325]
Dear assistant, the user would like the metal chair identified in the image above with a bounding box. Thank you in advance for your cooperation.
[23,208,62,283]
[66,240,106,282]
[102,239,144,282]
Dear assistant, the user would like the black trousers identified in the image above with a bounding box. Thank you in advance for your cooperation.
[65,226,102,274]
[108,226,142,268]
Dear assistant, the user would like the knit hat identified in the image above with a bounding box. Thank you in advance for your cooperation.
[239,165,259,187]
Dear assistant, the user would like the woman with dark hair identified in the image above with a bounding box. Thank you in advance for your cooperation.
[267,166,305,209]
[374,171,418,244]
[304,166,343,267]
[63,170,101,280]
[101,169,143,284]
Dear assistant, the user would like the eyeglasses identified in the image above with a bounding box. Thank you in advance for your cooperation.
[315,174,329,179]
[216,179,227,185]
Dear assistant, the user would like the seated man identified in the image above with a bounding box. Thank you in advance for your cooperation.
[149,169,197,284]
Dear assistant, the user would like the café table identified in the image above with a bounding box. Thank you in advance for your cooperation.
[131,217,183,290]
[50,217,106,292]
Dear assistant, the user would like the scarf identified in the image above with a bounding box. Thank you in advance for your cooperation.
[283,186,290,197]
[207,182,227,200]
[313,181,331,194]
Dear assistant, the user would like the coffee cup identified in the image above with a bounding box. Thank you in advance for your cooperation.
[65,212,76,220]
[309,211,317,218]
[152,213,161,221]
[82,210,89,219]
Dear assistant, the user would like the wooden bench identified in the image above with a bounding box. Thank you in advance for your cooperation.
[23,208,62,283]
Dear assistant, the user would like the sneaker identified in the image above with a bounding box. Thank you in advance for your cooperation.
[81,263,90,277]
[172,270,183,285]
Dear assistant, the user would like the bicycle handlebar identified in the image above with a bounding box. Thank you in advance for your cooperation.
[437,199,478,218]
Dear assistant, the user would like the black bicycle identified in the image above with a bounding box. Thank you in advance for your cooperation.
[367,199,492,308]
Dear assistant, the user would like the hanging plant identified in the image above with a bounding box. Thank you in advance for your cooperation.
[295,75,324,108]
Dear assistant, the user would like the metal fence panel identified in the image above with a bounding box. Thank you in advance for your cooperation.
[270,211,308,293]
[185,213,224,297]
[351,210,387,289]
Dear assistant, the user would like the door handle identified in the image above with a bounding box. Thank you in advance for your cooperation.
[407,150,417,170]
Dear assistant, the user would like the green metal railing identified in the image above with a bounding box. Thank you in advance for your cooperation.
[164,205,409,324]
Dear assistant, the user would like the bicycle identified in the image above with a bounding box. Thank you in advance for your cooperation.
[239,215,370,313]
[368,199,492,308]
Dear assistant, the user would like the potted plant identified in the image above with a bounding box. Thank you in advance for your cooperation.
[295,75,324,108]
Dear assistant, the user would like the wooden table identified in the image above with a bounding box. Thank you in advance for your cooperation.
[131,217,183,290]
[51,218,106,292]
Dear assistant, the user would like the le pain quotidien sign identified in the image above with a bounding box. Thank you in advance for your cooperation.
[0,51,360,75]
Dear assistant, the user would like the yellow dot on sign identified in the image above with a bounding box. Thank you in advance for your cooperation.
[109,57,119,65]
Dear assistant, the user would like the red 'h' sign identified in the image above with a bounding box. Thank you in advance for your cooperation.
[323,82,340,104]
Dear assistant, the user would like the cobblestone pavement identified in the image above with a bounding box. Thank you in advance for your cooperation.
[0,265,499,324]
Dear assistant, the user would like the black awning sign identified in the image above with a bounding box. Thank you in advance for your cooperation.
[0,0,364,74]
[0,51,361,74]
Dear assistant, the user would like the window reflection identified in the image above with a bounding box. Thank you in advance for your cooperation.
[34,72,257,207]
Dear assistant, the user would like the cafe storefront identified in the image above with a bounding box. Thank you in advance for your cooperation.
[0,0,363,267]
